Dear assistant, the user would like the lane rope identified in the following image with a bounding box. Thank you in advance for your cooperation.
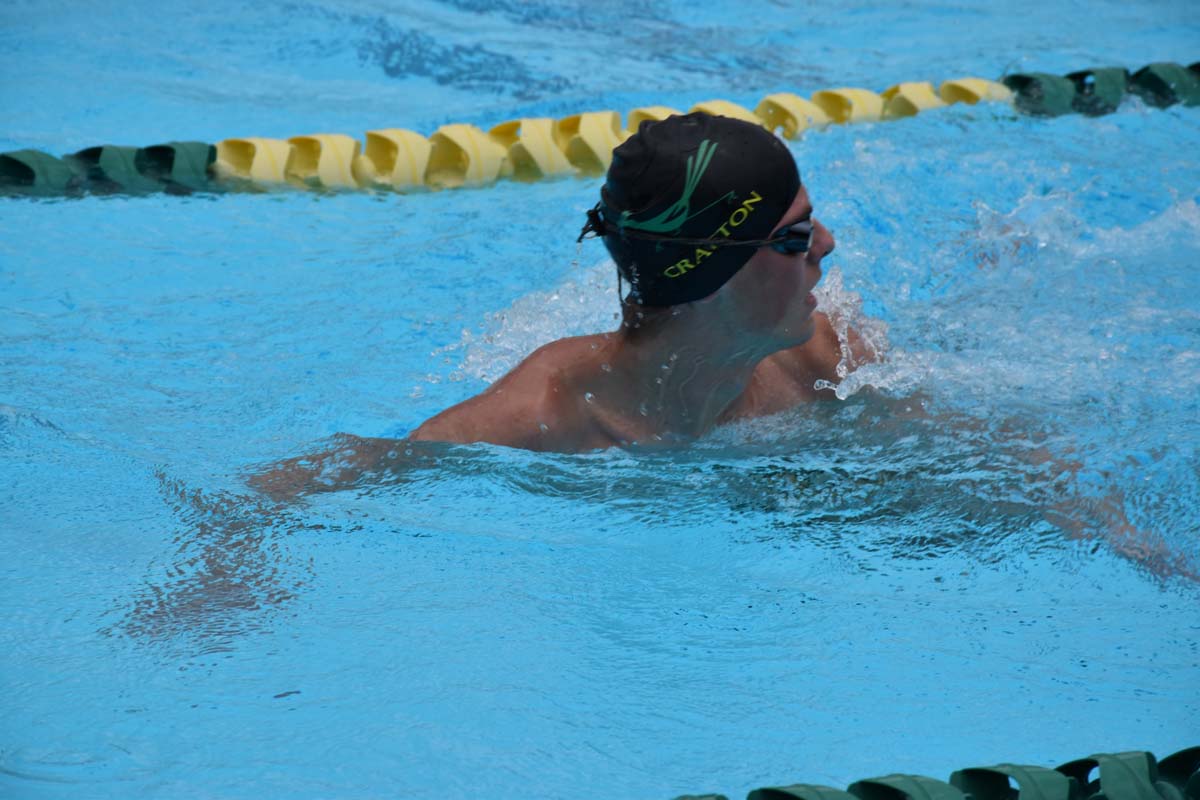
[2,62,1196,198]
[676,745,1199,800]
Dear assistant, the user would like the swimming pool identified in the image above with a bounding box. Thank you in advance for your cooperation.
[1,1,1198,798]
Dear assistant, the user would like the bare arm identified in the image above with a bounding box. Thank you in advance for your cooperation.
[246,433,406,502]
[771,313,1189,579]
[894,408,1193,581]
[248,348,595,500]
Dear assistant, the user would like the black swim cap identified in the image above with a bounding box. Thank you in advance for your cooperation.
[588,113,800,307]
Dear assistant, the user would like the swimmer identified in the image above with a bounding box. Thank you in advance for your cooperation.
[250,113,878,499]
[411,112,874,452]
[247,113,1192,582]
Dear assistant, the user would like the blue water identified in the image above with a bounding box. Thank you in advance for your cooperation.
[2,1,1199,798]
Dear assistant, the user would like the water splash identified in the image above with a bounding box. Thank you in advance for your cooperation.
[443,258,619,384]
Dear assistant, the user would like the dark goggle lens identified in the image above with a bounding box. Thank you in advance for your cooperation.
[768,220,813,254]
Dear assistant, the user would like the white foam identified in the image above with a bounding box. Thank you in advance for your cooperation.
[442,258,619,384]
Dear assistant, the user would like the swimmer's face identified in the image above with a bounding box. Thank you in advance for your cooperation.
[727,184,835,345]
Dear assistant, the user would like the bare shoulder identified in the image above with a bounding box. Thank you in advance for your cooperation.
[409,335,604,450]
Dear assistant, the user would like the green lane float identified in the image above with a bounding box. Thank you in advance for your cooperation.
[1057,751,1182,800]
[848,773,964,800]
[0,150,83,195]
[748,784,856,800]
[1067,67,1129,116]
[136,141,215,192]
[669,746,1198,800]
[2,61,1195,200]
[1130,62,1200,108]
[949,763,1074,800]
[1002,72,1080,116]
[68,145,163,193]
[1157,747,1200,798]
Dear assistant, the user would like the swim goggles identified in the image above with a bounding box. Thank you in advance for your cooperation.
[578,203,813,254]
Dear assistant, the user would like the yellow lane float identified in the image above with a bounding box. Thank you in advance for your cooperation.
[553,111,628,174]
[425,123,508,188]
[811,88,886,123]
[352,129,432,190]
[627,106,682,130]
[881,82,947,118]
[214,137,293,184]
[754,93,831,137]
[690,99,764,126]
[286,133,360,189]
[939,78,1014,105]
[489,118,574,181]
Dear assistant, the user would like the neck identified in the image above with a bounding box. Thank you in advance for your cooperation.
[593,302,779,442]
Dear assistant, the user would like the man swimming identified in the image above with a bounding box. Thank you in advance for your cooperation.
[410,112,871,452]
[247,112,1191,580]
[249,113,874,499]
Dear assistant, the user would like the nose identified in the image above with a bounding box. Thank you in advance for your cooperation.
[812,218,835,260]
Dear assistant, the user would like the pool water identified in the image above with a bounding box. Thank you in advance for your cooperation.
[1,1,1198,798]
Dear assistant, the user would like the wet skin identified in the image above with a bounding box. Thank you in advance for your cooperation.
[409,185,873,452]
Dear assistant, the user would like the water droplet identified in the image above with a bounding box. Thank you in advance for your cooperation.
[639,403,648,416]
[600,363,611,372]
[404,448,413,456]
[539,423,549,433]
[386,450,398,460]
[584,392,595,403]
[655,377,663,385]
